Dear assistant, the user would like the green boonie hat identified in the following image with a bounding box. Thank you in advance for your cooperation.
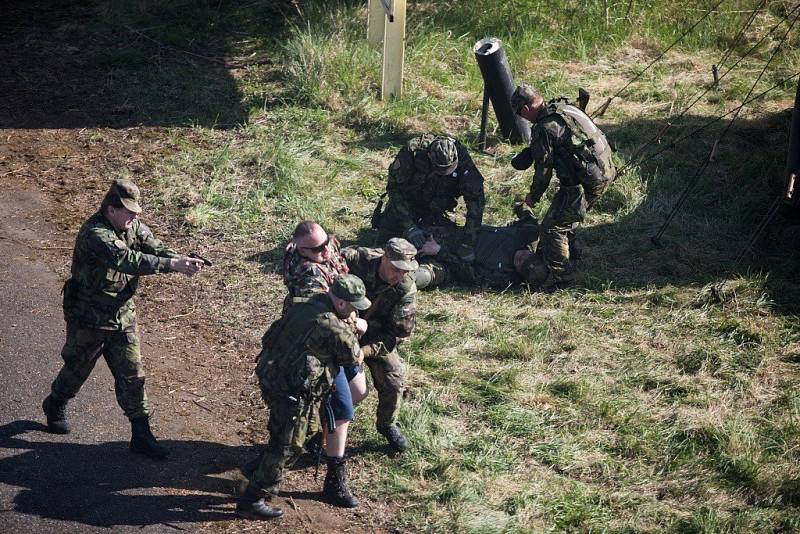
[511,83,537,114]
[109,179,142,214]
[331,274,372,310]
[384,237,419,270]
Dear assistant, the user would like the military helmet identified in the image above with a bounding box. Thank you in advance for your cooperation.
[429,137,458,175]
[511,83,538,114]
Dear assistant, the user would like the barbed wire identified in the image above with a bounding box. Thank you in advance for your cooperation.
[616,1,800,177]
[651,7,800,246]
[590,0,726,118]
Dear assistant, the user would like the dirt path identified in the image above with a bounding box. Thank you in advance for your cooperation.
[0,183,389,532]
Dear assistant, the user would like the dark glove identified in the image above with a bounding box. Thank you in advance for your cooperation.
[404,226,427,249]
[511,148,534,170]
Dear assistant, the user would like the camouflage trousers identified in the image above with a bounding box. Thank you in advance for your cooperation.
[414,258,475,290]
[247,395,315,497]
[540,206,577,282]
[364,348,405,432]
[50,323,149,419]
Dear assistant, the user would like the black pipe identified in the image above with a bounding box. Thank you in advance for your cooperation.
[785,76,800,211]
[473,37,530,145]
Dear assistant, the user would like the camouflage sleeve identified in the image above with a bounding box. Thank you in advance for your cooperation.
[529,123,555,205]
[86,226,172,275]
[136,221,180,259]
[388,282,417,338]
[306,313,362,366]
[457,148,486,246]
[386,148,418,232]
[340,247,371,279]
[361,282,416,355]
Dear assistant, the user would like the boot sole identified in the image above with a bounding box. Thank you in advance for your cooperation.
[324,496,360,508]
[236,507,284,520]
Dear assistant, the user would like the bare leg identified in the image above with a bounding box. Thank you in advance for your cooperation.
[348,372,368,406]
[324,420,349,458]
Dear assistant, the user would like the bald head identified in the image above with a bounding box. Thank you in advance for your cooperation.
[292,220,330,261]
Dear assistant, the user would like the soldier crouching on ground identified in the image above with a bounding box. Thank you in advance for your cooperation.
[237,275,370,520]
[413,203,548,290]
[510,83,616,291]
[281,220,368,456]
[372,134,486,263]
[42,179,205,459]
[341,238,419,453]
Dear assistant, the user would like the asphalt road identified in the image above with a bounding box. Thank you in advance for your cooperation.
[0,188,242,533]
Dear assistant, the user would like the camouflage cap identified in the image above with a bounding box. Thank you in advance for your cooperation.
[511,83,538,114]
[331,274,372,310]
[108,179,142,214]
[384,237,419,270]
[429,137,458,175]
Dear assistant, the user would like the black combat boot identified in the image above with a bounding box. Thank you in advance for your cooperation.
[323,455,359,508]
[42,395,71,434]
[130,417,170,459]
[379,424,409,453]
[236,488,284,520]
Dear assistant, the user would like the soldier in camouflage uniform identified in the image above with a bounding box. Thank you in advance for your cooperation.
[237,275,370,520]
[42,179,205,459]
[373,134,486,260]
[413,205,548,290]
[341,238,418,453]
[510,83,616,291]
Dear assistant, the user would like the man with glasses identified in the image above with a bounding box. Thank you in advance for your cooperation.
[341,238,419,453]
[278,220,368,470]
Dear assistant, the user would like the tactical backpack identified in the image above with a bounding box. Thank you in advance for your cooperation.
[546,99,615,188]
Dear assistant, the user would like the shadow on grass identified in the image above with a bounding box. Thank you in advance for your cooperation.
[0,0,295,129]
[246,244,285,275]
[0,419,255,526]
[567,108,800,313]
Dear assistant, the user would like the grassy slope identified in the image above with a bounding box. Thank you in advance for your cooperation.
[96,1,800,532]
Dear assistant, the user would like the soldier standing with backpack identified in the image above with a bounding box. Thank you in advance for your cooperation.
[510,83,616,291]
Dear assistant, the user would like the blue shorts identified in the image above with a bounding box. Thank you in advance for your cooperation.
[327,365,363,422]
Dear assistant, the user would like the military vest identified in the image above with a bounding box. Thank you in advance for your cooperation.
[545,99,614,180]
[256,295,342,399]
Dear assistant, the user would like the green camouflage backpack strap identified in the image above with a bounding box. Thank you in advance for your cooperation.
[408,133,436,153]
[551,99,614,177]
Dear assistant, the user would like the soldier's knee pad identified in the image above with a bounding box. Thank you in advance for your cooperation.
[413,265,434,289]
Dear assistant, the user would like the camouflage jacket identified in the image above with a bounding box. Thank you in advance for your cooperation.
[63,211,179,331]
[341,246,417,355]
[386,134,485,244]
[527,99,614,206]
[282,237,348,310]
[255,293,362,399]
